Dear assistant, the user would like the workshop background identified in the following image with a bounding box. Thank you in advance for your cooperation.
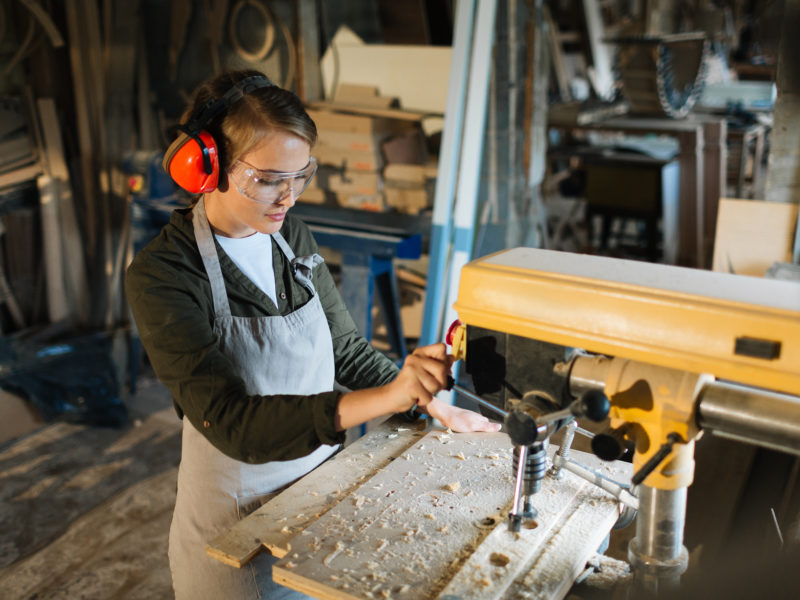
[0,0,798,598]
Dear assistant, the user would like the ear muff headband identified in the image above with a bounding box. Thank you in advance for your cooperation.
[163,75,274,193]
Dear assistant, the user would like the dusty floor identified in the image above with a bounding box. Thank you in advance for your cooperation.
[0,372,180,599]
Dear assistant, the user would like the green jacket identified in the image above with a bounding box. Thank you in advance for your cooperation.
[125,207,399,463]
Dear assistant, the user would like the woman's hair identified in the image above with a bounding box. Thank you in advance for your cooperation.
[182,69,316,183]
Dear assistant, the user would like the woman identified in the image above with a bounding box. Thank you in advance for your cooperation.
[125,69,498,599]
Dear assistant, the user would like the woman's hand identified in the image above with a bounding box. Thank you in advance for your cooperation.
[385,343,453,413]
[335,343,452,431]
[422,397,502,433]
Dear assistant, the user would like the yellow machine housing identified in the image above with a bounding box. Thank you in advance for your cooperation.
[453,248,800,397]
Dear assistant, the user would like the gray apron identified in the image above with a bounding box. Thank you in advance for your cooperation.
[169,198,338,599]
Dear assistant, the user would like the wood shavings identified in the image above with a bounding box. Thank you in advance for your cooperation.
[376,539,388,552]
[453,452,466,460]
[489,552,510,567]
[424,513,436,520]
[388,434,398,439]
[323,541,345,566]
[444,481,460,493]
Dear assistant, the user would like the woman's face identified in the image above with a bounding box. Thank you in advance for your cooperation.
[206,129,312,238]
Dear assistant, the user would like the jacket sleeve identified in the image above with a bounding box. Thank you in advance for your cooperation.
[124,249,346,464]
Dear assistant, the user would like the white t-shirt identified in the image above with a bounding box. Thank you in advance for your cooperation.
[215,232,277,305]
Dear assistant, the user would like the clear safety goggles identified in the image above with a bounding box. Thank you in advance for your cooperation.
[228,157,317,204]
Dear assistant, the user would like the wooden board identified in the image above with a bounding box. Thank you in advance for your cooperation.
[270,431,630,600]
[711,198,798,276]
[206,417,429,567]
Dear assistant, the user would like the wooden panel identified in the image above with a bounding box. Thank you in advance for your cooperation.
[206,417,429,567]
[271,431,629,599]
[712,198,798,276]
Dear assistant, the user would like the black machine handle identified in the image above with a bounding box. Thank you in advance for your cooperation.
[631,432,682,485]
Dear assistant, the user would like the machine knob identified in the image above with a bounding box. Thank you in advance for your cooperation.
[578,389,611,422]
[591,424,632,461]
[505,410,544,446]
[592,433,624,461]
[537,389,611,427]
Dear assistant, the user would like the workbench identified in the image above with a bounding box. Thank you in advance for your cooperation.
[207,417,632,599]
[549,111,727,268]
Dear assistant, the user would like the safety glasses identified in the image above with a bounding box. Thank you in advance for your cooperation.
[228,157,317,205]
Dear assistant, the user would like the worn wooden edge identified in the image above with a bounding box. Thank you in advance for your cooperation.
[205,416,430,567]
[436,480,587,599]
[438,447,630,600]
[507,486,623,600]
[273,568,363,600]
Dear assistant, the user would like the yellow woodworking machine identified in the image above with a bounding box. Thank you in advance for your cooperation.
[448,247,800,595]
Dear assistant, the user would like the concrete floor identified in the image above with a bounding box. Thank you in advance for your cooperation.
[0,372,180,599]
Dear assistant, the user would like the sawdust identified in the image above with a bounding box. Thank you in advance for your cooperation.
[490,552,511,567]
[274,432,523,598]
[444,481,461,493]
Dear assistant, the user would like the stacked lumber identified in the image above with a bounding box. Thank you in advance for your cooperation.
[303,85,437,214]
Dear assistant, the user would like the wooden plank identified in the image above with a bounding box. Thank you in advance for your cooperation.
[205,417,429,567]
[711,198,798,276]
[0,164,42,189]
[272,431,630,599]
[439,466,621,599]
[319,26,451,113]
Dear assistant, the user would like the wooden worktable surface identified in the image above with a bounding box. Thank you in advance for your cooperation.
[207,417,632,599]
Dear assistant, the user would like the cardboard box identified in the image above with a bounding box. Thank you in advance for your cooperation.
[307,107,406,137]
[314,143,382,172]
[384,187,429,214]
[332,84,399,109]
[336,192,385,212]
[383,163,436,214]
[297,187,328,205]
[382,129,429,165]
[328,170,381,196]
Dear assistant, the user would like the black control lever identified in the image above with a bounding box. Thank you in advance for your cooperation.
[631,432,682,485]
[446,376,508,418]
[536,389,611,426]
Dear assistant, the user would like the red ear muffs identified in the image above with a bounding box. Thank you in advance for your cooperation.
[163,75,275,193]
[162,130,220,194]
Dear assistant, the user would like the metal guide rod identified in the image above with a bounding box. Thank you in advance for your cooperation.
[450,383,508,418]
[551,454,639,511]
[697,381,800,456]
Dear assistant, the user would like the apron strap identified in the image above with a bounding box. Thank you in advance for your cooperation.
[192,198,232,317]
[271,231,323,296]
